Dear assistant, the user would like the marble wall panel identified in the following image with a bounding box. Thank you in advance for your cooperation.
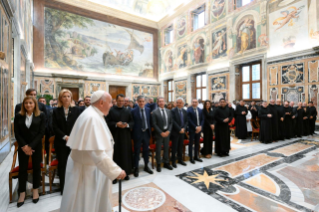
[84,81,106,97]
[175,80,187,102]
[281,63,304,85]
[209,73,229,102]
[308,60,319,83]
[131,84,159,100]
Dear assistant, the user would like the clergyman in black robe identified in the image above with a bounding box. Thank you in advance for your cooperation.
[268,100,278,141]
[290,101,297,137]
[106,94,134,182]
[283,101,293,139]
[235,100,248,139]
[302,102,310,136]
[258,101,273,144]
[295,102,304,137]
[249,101,258,120]
[276,99,285,140]
[214,99,233,156]
[308,101,318,135]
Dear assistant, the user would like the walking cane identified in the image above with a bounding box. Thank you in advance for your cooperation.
[119,179,122,212]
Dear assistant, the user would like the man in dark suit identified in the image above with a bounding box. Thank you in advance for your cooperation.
[152,97,173,172]
[146,97,158,112]
[187,99,204,164]
[131,95,153,177]
[80,96,91,112]
[171,97,188,168]
[15,88,47,117]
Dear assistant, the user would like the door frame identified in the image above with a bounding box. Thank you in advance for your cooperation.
[56,82,84,99]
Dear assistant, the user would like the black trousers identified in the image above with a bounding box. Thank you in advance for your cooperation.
[171,133,184,162]
[18,144,42,193]
[55,144,71,194]
[189,130,200,159]
[202,127,213,155]
[133,131,150,168]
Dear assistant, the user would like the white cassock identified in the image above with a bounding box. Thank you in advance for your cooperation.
[246,110,252,132]
[60,106,122,212]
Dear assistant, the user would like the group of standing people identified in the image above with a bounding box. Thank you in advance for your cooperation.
[12,87,318,210]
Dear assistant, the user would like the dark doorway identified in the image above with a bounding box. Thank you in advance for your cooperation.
[109,86,126,99]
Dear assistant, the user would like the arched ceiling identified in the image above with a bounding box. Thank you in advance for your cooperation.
[87,0,188,22]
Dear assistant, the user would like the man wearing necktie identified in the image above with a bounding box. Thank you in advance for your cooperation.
[131,96,153,177]
[171,98,188,168]
[187,99,204,163]
[152,97,173,172]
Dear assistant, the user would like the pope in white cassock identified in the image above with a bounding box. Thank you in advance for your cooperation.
[60,90,126,212]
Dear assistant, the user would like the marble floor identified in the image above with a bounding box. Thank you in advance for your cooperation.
[2,134,319,212]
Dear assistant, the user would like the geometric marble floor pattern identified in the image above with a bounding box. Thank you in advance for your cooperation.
[4,134,319,212]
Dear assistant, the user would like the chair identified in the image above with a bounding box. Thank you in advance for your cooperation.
[229,118,236,137]
[250,119,260,141]
[47,136,58,193]
[9,137,46,203]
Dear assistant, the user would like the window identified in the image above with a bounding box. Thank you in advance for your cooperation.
[167,80,174,102]
[235,0,252,8]
[192,4,206,31]
[164,25,174,45]
[195,73,207,100]
[240,62,262,101]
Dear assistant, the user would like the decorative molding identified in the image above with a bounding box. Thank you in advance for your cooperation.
[51,73,88,79]
[267,48,317,64]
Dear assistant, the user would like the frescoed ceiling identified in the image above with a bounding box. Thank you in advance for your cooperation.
[87,0,188,21]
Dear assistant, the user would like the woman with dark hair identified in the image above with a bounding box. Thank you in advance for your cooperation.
[52,89,81,194]
[201,100,215,158]
[78,100,85,107]
[14,96,46,207]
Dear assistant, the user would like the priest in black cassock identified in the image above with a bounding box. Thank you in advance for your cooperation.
[258,101,273,144]
[276,99,285,140]
[308,101,317,135]
[106,94,134,182]
[214,99,233,156]
[268,100,278,141]
[249,101,258,120]
[302,102,310,136]
[283,101,293,139]
[290,101,297,137]
[235,100,247,139]
[295,102,304,137]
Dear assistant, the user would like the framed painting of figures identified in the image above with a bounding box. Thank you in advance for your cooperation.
[212,28,227,59]
[44,7,154,78]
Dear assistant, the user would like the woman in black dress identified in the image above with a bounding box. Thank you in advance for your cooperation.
[14,97,46,207]
[201,100,215,158]
[52,89,81,194]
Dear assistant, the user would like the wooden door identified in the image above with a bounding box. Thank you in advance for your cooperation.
[62,87,79,101]
[109,86,126,99]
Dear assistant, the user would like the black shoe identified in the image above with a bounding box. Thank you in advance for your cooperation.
[17,198,25,208]
[144,166,153,174]
[172,163,177,168]
[178,160,187,166]
[194,157,203,162]
[124,176,130,181]
[133,168,139,177]
[113,179,118,184]
[32,198,39,204]
[164,163,173,170]
[157,165,161,172]
[190,159,195,164]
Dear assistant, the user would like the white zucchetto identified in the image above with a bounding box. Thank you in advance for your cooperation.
[91,90,105,104]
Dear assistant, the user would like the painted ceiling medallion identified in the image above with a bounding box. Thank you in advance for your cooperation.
[187,171,228,189]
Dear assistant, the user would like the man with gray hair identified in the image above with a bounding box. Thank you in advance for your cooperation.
[152,97,173,172]
[131,95,153,177]
[170,97,188,167]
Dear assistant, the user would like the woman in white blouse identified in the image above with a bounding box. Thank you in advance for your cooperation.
[14,96,46,207]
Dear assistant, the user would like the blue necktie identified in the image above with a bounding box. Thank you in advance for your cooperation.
[180,110,184,126]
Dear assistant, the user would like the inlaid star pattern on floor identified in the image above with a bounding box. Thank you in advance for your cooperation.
[187,171,228,189]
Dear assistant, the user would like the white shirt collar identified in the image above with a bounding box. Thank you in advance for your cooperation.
[92,106,105,117]
[26,113,33,118]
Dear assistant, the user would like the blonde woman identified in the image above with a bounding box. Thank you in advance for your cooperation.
[52,89,81,194]
[14,96,46,207]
